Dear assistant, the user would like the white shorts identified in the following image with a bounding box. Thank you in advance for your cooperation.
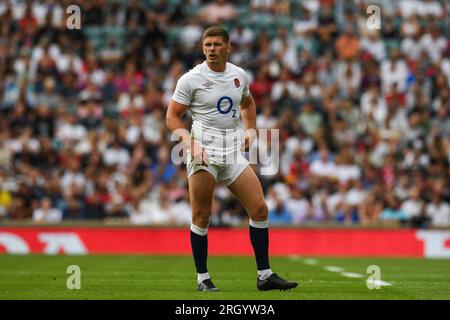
[187,152,249,186]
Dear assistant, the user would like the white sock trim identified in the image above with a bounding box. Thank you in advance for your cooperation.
[257,269,273,281]
[249,219,269,229]
[197,272,210,284]
[190,223,208,236]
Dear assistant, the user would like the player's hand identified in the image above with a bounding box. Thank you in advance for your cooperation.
[242,130,257,152]
[191,139,209,166]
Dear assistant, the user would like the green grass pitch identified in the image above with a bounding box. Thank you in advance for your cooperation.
[0,255,449,300]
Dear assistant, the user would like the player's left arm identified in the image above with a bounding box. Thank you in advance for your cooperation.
[240,94,257,151]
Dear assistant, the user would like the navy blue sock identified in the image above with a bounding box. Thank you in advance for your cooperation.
[249,225,270,270]
[190,230,208,273]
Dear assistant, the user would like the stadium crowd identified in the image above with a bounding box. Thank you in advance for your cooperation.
[0,0,449,228]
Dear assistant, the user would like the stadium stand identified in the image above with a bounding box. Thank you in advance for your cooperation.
[0,0,449,228]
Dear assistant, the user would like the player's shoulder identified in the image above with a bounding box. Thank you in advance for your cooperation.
[227,62,248,78]
[177,63,205,83]
[188,62,206,75]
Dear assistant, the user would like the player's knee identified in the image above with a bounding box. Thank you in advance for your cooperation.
[192,209,211,228]
[250,201,268,221]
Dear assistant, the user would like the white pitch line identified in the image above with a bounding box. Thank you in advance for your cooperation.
[341,272,364,278]
[303,259,319,265]
[294,259,394,287]
[324,266,345,273]
[367,279,392,287]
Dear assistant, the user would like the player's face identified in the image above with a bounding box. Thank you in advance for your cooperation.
[203,36,230,65]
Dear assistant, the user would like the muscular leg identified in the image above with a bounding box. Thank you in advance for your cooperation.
[227,166,271,277]
[227,166,298,290]
[227,165,268,221]
[188,170,216,282]
[189,170,216,228]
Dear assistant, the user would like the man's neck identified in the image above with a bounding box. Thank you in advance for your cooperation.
[206,61,226,73]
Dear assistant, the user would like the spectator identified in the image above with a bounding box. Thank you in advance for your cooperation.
[270,26,299,74]
[230,24,255,47]
[400,186,429,227]
[102,139,131,170]
[257,99,277,129]
[359,188,384,226]
[360,86,387,127]
[285,187,311,224]
[381,50,409,94]
[293,8,318,36]
[335,59,361,100]
[0,173,12,219]
[134,186,177,225]
[426,194,450,227]
[32,197,62,223]
[360,30,386,62]
[335,25,360,61]
[316,5,337,56]
[0,0,448,230]
[56,112,88,148]
[35,77,61,110]
[179,17,203,51]
[401,29,423,62]
[198,0,237,25]
[249,0,275,21]
[297,102,323,138]
[380,192,408,223]
[268,197,293,225]
[270,67,298,103]
[124,0,146,26]
[250,68,272,107]
[117,82,145,118]
[420,24,447,63]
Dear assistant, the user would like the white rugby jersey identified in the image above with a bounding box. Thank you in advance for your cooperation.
[172,61,250,164]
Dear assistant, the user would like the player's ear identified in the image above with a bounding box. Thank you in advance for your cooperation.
[226,42,231,53]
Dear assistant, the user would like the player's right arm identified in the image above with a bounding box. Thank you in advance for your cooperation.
[166,100,209,166]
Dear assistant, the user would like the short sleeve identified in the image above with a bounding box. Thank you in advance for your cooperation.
[242,71,251,98]
[172,73,193,105]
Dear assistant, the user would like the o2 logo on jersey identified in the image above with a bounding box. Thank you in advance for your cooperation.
[217,96,237,118]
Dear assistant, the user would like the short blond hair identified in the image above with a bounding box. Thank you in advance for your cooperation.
[202,26,230,43]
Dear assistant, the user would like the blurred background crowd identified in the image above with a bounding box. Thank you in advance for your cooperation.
[0,0,449,228]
